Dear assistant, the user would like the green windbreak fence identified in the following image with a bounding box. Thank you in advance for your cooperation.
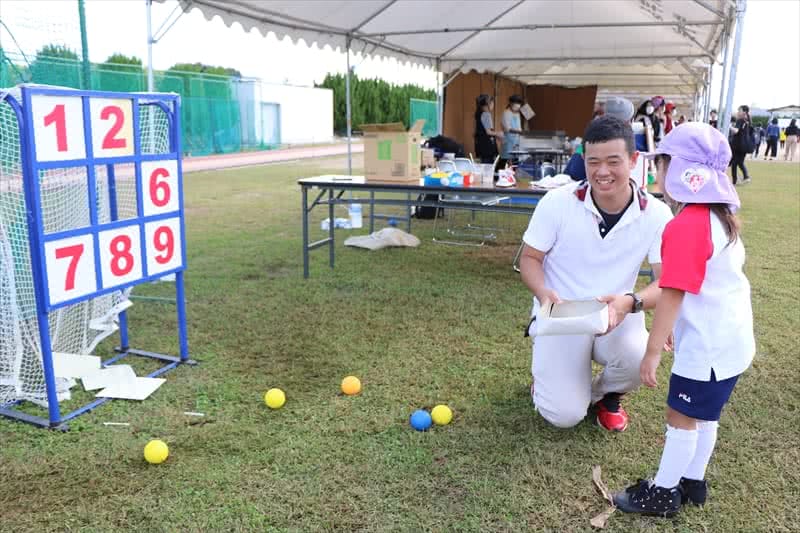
[409,98,438,137]
[0,52,261,156]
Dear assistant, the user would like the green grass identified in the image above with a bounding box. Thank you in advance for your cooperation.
[1,159,798,532]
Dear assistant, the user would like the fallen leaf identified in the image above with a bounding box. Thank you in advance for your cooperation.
[590,506,616,529]
[592,465,614,505]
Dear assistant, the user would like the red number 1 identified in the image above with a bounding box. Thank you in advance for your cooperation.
[44,104,68,152]
[55,244,84,290]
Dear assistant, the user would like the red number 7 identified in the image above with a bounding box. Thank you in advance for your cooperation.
[55,244,84,291]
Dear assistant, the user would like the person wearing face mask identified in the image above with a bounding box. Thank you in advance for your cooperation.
[474,94,502,165]
[651,96,666,142]
[500,94,526,167]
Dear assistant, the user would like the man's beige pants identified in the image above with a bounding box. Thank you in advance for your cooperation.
[530,312,648,428]
[784,135,798,162]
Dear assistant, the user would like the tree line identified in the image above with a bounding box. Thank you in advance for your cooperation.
[316,73,436,134]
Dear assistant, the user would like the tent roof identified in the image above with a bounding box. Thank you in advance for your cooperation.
[162,0,734,104]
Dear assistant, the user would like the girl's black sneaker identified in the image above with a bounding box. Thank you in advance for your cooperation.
[679,477,708,506]
[613,479,682,518]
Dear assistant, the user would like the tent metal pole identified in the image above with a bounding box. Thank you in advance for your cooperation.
[146,0,155,92]
[716,14,732,128]
[346,36,353,175]
[436,60,443,136]
[721,0,746,134]
[704,64,713,121]
[447,53,711,62]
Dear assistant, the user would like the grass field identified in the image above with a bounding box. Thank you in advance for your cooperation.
[1,159,798,532]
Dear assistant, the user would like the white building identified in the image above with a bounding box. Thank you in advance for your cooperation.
[235,79,334,147]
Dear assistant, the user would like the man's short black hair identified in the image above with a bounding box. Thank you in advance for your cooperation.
[582,115,635,155]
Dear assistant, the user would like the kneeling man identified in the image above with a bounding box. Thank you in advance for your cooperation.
[520,116,672,431]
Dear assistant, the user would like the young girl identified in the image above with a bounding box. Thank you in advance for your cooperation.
[613,122,755,518]
[473,94,502,166]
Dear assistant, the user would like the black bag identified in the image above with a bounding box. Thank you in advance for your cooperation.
[737,122,756,153]
[424,135,465,158]
[413,194,443,219]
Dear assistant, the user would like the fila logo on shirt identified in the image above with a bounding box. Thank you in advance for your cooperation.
[678,393,692,403]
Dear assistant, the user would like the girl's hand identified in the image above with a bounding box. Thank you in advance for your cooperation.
[664,333,674,352]
[640,353,661,388]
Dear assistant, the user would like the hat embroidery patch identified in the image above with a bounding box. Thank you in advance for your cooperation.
[681,167,710,193]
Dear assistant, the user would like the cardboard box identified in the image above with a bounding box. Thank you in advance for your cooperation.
[421,147,436,168]
[361,120,425,183]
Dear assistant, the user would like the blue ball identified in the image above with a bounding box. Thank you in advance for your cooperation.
[409,409,432,431]
[387,218,398,227]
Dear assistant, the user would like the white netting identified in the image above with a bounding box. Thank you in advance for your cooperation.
[0,88,172,407]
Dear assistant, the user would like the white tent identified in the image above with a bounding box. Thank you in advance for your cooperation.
[149,0,747,169]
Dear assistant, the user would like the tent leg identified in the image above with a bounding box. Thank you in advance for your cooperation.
[721,0,747,134]
[345,36,353,176]
[436,59,443,136]
[146,0,155,91]
[715,13,732,128]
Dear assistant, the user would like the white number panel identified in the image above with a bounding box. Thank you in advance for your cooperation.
[97,224,143,289]
[140,160,180,216]
[89,98,135,158]
[31,95,86,162]
[144,218,183,276]
[43,233,97,306]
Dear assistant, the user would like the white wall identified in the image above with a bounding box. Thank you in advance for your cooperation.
[254,82,333,145]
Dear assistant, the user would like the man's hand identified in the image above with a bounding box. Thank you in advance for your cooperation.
[597,294,632,334]
[640,352,662,388]
[537,288,562,305]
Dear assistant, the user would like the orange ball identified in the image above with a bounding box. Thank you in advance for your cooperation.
[341,375,362,396]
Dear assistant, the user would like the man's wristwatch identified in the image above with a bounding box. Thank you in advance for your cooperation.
[626,292,643,313]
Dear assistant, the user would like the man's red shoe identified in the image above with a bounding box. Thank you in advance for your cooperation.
[595,393,629,432]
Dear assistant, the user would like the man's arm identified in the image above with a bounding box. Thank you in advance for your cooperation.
[519,244,561,304]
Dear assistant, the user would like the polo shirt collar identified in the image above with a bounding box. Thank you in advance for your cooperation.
[574,180,648,229]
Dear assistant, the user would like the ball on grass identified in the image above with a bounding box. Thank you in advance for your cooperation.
[341,376,362,396]
[144,439,169,464]
[264,388,286,409]
[409,409,432,431]
[431,404,453,425]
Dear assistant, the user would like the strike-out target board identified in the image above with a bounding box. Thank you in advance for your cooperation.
[4,86,194,429]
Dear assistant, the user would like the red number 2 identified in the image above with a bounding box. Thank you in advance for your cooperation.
[153,226,174,264]
[149,167,171,207]
[55,244,83,290]
[100,106,126,149]
[44,104,68,152]
[109,235,134,276]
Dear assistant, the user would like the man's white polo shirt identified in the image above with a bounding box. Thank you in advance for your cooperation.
[523,180,673,316]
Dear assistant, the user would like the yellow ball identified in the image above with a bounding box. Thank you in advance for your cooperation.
[264,388,286,409]
[431,404,453,426]
[341,376,362,396]
[144,439,169,464]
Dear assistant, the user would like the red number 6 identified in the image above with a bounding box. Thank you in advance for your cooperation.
[149,167,171,208]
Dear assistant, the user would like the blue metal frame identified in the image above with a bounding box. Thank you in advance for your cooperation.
[0,86,194,430]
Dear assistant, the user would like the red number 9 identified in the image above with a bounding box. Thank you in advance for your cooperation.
[153,226,174,264]
[149,167,171,208]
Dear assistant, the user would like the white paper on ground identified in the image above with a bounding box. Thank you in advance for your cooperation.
[52,353,102,378]
[96,377,166,400]
[534,299,609,336]
[81,365,137,391]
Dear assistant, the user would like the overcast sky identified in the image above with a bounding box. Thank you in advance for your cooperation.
[1,0,798,109]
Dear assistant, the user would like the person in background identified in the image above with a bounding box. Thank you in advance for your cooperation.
[709,110,718,129]
[765,118,780,160]
[563,97,635,181]
[677,115,686,126]
[729,105,753,185]
[751,124,763,159]
[500,94,525,168]
[779,128,786,151]
[593,101,606,119]
[613,122,753,519]
[474,94,502,165]
[784,119,799,161]
[651,96,666,142]
[634,99,656,150]
[664,102,676,135]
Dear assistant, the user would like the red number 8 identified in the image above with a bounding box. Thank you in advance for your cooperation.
[109,235,134,276]
[149,167,171,208]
